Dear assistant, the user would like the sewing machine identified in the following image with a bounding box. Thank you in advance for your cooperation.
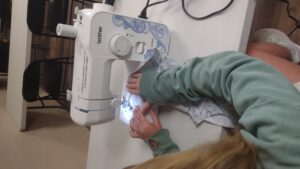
[56,3,170,126]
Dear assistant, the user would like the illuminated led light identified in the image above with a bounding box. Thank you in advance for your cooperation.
[119,92,143,125]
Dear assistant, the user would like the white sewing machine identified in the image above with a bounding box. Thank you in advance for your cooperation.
[56,3,170,126]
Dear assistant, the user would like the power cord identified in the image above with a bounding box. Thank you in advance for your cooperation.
[278,0,300,36]
[139,0,235,20]
[139,0,169,19]
[182,0,234,20]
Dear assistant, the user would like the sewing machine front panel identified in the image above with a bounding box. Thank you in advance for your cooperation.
[64,8,172,126]
[89,12,170,60]
[75,12,171,101]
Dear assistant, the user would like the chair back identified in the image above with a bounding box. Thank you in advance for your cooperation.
[22,62,40,102]
[22,57,73,109]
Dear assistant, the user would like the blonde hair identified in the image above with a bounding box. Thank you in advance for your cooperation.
[125,128,261,169]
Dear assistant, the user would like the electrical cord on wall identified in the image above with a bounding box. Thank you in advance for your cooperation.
[278,0,300,36]
[138,0,235,20]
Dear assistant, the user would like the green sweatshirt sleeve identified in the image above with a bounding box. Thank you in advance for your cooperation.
[140,51,300,169]
[144,129,179,157]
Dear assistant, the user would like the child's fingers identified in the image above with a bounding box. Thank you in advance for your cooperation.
[127,78,138,84]
[133,107,143,126]
[130,129,139,138]
[130,117,140,138]
[141,102,151,114]
[131,73,142,78]
[126,83,137,90]
[135,106,141,112]
[136,108,147,124]
[126,84,139,95]
[127,88,138,95]
[130,119,135,131]
[150,110,160,125]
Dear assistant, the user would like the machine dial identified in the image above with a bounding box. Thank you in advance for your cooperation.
[109,35,132,57]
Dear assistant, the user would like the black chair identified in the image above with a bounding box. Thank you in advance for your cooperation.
[47,0,69,33]
[0,42,9,76]
[22,57,73,110]
[27,0,45,34]
[27,0,97,36]
[27,0,70,37]
[0,0,11,23]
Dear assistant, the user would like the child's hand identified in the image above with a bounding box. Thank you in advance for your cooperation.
[126,73,142,95]
[129,106,162,140]
[141,102,151,114]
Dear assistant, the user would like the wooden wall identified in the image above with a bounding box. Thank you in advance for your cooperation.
[250,0,300,44]
[30,1,96,61]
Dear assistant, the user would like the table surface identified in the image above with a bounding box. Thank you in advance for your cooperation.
[87,1,257,169]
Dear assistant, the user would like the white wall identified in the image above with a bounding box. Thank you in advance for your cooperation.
[6,0,31,130]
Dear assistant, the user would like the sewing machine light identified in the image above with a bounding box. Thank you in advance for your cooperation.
[119,92,143,125]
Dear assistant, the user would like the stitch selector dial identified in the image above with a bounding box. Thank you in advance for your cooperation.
[109,35,132,57]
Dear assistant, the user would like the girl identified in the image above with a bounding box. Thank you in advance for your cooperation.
[126,29,300,169]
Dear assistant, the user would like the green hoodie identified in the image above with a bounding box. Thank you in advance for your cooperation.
[140,51,300,169]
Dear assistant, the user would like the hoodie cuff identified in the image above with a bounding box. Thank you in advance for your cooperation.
[144,129,180,156]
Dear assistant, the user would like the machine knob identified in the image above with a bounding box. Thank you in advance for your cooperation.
[56,24,77,38]
[111,98,122,108]
[110,35,132,57]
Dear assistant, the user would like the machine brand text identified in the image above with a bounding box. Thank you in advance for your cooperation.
[97,26,103,44]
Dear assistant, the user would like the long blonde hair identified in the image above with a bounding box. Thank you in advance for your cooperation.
[125,128,260,169]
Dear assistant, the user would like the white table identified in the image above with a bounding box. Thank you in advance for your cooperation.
[87,0,257,168]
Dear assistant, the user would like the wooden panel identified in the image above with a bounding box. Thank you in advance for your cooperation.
[250,0,300,44]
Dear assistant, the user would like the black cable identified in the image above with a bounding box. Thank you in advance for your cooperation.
[147,0,168,8]
[139,0,234,20]
[280,0,298,22]
[279,0,300,36]
[182,0,234,20]
[139,0,168,19]
[139,0,150,19]
[145,0,151,7]
[288,26,298,36]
